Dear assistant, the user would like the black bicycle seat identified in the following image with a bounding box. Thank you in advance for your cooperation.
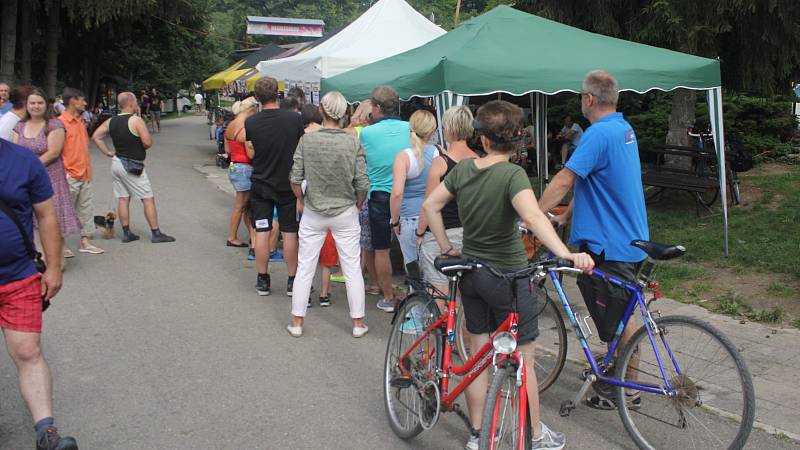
[630,240,686,261]
[434,256,477,274]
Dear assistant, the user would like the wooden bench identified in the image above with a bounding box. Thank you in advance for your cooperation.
[640,145,723,213]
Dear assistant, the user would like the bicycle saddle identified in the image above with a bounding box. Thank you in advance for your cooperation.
[434,256,478,274]
[630,240,686,260]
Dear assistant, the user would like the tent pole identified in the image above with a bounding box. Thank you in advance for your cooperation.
[708,87,729,256]
[534,93,549,196]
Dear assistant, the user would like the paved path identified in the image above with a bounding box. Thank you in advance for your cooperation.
[1,115,797,449]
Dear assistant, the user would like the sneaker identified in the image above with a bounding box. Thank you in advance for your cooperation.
[247,248,255,261]
[319,295,331,307]
[36,427,78,450]
[256,274,271,296]
[121,232,140,243]
[532,422,565,450]
[151,233,176,243]
[586,391,642,411]
[400,307,426,334]
[330,274,345,283]
[377,298,395,313]
[270,249,284,262]
[465,433,479,450]
[307,297,313,308]
[352,325,369,338]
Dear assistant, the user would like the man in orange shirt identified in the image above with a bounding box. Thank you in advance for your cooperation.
[59,88,104,255]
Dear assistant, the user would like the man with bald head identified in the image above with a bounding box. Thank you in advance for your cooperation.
[91,92,175,243]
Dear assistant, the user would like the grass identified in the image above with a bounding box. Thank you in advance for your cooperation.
[715,291,785,323]
[648,165,800,279]
[766,282,797,298]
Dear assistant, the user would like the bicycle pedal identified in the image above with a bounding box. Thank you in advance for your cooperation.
[559,400,575,417]
[390,375,413,388]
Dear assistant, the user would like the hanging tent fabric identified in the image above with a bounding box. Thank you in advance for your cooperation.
[202,44,287,92]
[322,5,729,254]
[256,0,445,86]
[202,60,246,91]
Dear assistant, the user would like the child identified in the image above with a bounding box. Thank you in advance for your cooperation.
[315,230,338,307]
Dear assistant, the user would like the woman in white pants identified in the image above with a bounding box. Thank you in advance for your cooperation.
[288,91,371,338]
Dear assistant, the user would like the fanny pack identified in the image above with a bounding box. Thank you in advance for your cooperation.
[119,156,144,176]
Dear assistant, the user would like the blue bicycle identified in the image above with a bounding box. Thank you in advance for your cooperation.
[536,240,755,449]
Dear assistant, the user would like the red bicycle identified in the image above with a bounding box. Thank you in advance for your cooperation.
[384,256,571,449]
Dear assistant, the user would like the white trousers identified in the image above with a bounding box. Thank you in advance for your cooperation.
[291,205,365,319]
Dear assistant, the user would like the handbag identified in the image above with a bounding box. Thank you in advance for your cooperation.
[0,198,49,310]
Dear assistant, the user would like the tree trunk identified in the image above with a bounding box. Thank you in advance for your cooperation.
[0,0,19,82]
[20,3,32,83]
[664,88,696,170]
[44,0,61,98]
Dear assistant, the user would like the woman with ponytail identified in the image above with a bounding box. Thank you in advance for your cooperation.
[388,109,438,269]
[287,91,370,338]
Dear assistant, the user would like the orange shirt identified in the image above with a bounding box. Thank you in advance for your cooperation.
[58,111,92,181]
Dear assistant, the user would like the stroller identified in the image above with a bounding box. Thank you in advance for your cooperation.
[215,110,235,169]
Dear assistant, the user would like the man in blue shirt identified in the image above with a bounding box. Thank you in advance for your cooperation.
[360,86,410,313]
[539,70,649,409]
[0,138,78,449]
[0,82,12,115]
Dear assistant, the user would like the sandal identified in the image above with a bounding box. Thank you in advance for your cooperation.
[587,392,641,411]
[226,240,249,248]
[366,285,381,295]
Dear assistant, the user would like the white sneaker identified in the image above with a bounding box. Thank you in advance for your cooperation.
[532,422,565,450]
[286,325,303,337]
[464,433,479,450]
[352,325,369,338]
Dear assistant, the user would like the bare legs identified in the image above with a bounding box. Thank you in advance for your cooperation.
[118,196,160,230]
[361,249,379,292]
[3,329,53,423]
[374,249,394,300]
[227,191,251,245]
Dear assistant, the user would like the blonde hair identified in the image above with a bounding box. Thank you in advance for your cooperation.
[442,105,474,142]
[320,91,347,121]
[409,110,437,168]
[232,96,258,116]
[350,99,372,126]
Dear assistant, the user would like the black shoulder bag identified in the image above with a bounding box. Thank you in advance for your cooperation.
[0,198,50,310]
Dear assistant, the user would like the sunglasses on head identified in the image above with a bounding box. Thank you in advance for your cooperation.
[472,119,522,144]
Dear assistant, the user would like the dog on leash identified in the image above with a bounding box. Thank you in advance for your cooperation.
[93,210,116,239]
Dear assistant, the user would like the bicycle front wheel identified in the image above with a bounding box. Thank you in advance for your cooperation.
[479,363,531,450]
[383,294,442,440]
[615,316,755,450]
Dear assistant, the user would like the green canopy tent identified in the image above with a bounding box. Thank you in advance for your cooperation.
[322,5,731,254]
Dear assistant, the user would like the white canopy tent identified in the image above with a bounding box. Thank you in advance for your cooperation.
[256,0,445,86]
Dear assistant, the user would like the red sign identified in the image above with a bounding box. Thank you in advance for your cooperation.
[247,22,323,38]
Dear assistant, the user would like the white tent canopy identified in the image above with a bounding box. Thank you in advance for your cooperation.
[256,0,445,85]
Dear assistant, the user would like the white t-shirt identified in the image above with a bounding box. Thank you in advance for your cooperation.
[194,93,203,105]
[560,123,584,147]
[0,111,22,141]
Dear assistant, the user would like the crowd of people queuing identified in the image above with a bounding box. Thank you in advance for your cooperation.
[0,80,177,450]
[219,69,647,450]
[0,67,648,450]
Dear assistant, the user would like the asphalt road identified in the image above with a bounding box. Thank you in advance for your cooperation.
[1,115,797,450]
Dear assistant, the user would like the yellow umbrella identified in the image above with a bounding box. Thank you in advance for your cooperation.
[202,60,245,91]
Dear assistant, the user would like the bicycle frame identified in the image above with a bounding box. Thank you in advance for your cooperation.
[547,268,681,397]
[396,274,528,418]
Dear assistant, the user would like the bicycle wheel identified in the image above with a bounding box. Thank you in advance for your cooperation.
[384,294,442,439]
[615,316,755,450]
[531,297,567,393]
[479,363,531,450]
[455,304,470,362]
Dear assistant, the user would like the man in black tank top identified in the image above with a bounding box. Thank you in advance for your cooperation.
[91,92,175,243]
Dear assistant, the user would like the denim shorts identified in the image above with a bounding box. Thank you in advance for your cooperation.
[228,163,253,192]
[398,216,419,265]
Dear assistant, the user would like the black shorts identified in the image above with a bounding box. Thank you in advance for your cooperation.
[577,247,642,342]
[368,191,392,250]
[249,184,298,233]
[460,265,540,344]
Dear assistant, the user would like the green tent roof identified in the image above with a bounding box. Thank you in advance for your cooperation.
[322,5,721,100]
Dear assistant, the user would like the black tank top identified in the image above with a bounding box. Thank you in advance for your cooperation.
[109,114,146,161]
[440,154,462,230]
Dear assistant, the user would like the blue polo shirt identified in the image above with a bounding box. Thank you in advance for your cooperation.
[0,139,53,284]
[359,117,410,195]
[564,112,648,262]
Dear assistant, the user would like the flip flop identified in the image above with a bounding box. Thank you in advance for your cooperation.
[226,240,249,248]
[79,244,105,254]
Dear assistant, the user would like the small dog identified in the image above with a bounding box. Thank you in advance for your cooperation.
[93,210,116,239]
